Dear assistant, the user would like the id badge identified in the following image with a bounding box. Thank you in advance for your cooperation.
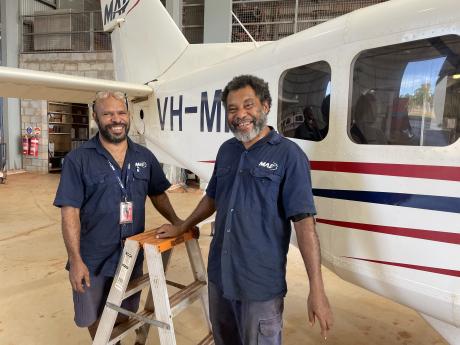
[120,201,133,224]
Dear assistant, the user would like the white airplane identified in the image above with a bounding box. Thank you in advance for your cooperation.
[0,0,459,343]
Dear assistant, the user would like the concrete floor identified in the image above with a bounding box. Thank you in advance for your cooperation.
[0,173,447,345]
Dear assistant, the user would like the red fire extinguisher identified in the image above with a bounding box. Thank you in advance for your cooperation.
[22,135,30,155]
[29,136,39,157]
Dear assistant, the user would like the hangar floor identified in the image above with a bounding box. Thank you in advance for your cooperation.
[0,173,447,345]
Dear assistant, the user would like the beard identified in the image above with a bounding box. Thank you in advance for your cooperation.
[229,109,267,143]
[95,117,130,143]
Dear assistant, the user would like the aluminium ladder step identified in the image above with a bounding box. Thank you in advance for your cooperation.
[109,309,154,345]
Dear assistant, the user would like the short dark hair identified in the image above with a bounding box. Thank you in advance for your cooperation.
[222,75,272,109]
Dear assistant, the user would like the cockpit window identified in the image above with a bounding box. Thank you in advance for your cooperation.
[278,61,331,141]
[350,35,460,146]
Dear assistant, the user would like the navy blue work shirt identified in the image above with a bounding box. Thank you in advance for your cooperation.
[206,129,316,301]
[54,134,171,277]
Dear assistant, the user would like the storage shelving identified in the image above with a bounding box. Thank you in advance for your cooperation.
[48,101,89,172]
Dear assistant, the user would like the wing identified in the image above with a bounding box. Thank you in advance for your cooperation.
[0,66,152,103]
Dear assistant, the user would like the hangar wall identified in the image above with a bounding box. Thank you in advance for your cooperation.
[1,1,21,172]
[19,52,115,173]
[183,0,389,44]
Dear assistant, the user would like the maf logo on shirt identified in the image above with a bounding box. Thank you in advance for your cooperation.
[135,161,147,172]
[258,161,278,171]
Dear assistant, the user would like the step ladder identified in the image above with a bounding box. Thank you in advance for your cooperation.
[93,228,214,345]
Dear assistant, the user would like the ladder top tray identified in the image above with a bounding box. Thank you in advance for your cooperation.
[128,227,200,253]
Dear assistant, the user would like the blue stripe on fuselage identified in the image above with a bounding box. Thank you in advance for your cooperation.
[312,189,460,214]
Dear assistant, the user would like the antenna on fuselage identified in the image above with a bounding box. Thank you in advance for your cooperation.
[231,11,259,48]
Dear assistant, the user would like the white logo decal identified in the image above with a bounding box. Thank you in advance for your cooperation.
[101,0,137,31]
[258,161,278,171]
[135,161,147,169]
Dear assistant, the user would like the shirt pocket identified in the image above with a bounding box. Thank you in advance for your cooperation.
[132,169,149,197]
[214,166,233,204]
[250,167,281,202]
[250,166,281,181]
[215,166,232,186]
[83,172,110,199]
[216,166,231,178]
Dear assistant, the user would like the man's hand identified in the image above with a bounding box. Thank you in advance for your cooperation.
[69,258,90,293]
[154,194,216,239]
[154,223,186,239]
[307,289,333,340]
[293,217,333,339]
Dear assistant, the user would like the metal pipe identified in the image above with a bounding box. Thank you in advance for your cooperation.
[294,0,299,33]
[231,11,259,47]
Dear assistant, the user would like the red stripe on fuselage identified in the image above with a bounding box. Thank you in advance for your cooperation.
[346,257,460,277]
[316,218,460,245]
[310,161,460,182]
[201,160,460,181]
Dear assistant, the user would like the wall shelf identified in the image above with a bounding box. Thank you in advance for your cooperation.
[49,122,88,125]
[49,111,90,116]
[48,101,89,172]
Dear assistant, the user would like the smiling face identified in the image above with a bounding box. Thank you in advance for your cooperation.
[93,95,130,144]
[226,85,269,144]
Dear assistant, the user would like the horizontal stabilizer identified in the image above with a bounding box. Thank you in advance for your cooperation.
[0,66,152,103]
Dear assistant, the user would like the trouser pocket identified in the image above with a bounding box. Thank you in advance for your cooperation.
[257,314,282,345]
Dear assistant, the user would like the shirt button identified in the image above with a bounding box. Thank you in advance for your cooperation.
[230,208,234,212]
[239,169,243,173]
[223,250,228,255]
[226,228,231,232]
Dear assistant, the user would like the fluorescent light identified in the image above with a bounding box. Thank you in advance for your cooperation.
[453,74,460,80]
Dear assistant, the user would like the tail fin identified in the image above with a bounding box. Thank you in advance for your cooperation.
[100,0,188,84]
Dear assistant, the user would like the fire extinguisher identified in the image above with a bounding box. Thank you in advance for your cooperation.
[22,135,30,155]
[29,136,39,157]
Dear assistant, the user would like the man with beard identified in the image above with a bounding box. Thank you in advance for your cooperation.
[155,75,333,344]
[54,91,182,341]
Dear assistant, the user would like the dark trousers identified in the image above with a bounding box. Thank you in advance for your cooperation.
[209,281,284,345]
[72,264,142,327]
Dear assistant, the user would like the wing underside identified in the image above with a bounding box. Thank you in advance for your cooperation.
[0,66,152,103]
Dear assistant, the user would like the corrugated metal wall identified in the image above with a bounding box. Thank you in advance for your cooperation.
[20,0,110,53]
[19,1,389,51]
[182,0,205,43]
[181,0,388,43]
[231,0,388,42]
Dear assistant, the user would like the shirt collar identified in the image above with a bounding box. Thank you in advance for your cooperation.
[127,136,139,152]
[266,127,282,145]
[84,133,139,151]
[83,133,139,159]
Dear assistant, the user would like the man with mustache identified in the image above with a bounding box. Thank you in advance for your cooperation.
[155,75,333,344]
[54,91,182,341]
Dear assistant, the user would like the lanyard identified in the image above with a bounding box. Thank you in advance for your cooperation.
[107,160,131,201]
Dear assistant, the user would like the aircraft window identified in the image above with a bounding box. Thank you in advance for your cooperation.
[278,61,331,141]
[350,35,460,146]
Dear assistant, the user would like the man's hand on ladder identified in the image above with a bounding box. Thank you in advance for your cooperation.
[154,222,186,239]
[69,258,91,293]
